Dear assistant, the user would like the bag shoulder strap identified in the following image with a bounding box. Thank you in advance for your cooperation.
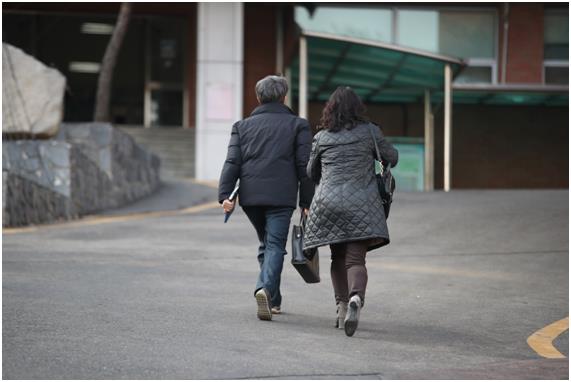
[367,124,381,162]
[367,125,383,175]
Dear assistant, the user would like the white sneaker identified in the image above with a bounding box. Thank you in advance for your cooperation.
[336,302,348,330]
[344,295,362,336]
[255,288,272,321]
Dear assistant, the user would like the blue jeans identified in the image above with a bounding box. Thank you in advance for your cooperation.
[243,206,294,308]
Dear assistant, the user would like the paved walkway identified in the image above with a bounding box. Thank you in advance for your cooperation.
[2,189,569,379]
[100,178,218,216]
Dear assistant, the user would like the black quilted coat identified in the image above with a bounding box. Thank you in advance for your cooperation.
[303,123,399,252]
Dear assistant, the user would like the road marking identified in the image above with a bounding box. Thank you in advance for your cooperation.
[2,201,221,235]
[527,317,569,359]
[190,179,219,189]
[178,201,220,214]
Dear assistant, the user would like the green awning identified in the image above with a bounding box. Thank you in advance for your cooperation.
[290,32,569,106]
[290,31,465,104]
[440,84,569,106]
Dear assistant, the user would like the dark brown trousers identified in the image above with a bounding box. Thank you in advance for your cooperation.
[330,240,369,305]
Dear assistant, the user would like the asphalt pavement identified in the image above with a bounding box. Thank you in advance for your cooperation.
[99,178,218,216]
[2,187,569,379]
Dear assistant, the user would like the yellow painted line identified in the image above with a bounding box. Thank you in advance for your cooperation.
[3,201,221,235]
[178,201,221,214]
[2,226,35,235]
[190,179,219,189]
[527,317,569,359]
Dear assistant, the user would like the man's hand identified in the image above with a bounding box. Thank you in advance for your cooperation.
[222,199,235,213]
[302,208,309,216]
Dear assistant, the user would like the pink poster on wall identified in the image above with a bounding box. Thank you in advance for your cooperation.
[206,83,234,121]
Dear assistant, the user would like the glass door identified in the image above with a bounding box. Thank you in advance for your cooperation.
[144,17,188,127]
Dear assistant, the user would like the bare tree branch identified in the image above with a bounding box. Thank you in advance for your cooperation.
[94,2,132,122]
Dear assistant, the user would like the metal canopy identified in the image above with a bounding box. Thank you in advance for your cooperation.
[291,31,569,193]
[292,31,464,192]
[290,31,465,104]
[290,31,569,107]
[444,84,569,106]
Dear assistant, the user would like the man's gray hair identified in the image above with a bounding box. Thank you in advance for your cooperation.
[255,75,288,104]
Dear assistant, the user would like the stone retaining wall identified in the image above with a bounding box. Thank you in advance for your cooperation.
[3,123,161,227]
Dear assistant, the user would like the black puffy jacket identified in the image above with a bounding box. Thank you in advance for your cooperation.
[303,123,398,251]
[218,102,314,208]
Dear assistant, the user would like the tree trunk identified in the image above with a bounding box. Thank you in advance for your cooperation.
[93,2,132,122]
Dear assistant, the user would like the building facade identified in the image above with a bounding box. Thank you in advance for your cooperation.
[3,2,569,188]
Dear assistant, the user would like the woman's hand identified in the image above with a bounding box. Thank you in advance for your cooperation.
[222,199,235,213]
[302,208,309,216]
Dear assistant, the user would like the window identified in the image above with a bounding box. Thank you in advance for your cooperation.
[294,6,498,84]
[439,11,495,59]
[147,18,186,126]
[544,10,569,85]
[396,10,439,52]
[453,66,493,84]
[295,6,393,43]
[2,11,188,126]
[3,13,146,123]
[440,11,496,84]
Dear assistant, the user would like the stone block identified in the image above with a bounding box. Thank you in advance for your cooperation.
[3,123,161,227]
[3,172,73,227]
[2,140,72,198]
[57,123,114,178]
[2,43,65,138]
[44,143,70,168]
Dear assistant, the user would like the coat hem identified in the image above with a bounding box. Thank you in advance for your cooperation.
[303,234,390,252]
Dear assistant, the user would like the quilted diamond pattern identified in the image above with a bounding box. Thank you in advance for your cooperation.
[303,123,397,252]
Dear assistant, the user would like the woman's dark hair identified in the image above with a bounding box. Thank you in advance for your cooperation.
[318,86,368,132]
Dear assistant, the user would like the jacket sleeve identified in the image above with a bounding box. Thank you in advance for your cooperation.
[295,120,315,209]
[373,125,399,167]
[306,131,322,185]
[218,121,242,203]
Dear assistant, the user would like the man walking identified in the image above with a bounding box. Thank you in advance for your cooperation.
[218,75,313,321]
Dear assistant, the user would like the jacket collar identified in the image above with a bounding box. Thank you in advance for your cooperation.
[250,102,295,117]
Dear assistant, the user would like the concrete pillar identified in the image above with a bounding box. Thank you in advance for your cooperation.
[195,3,244,180]
[423,90,434,191]
[285,66,292,108]
[443,64,453,192]
[298,36,308,119]
[276,5,284,75]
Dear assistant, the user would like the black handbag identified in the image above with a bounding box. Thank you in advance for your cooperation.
[369,126,396,218]
[291,214,320,283]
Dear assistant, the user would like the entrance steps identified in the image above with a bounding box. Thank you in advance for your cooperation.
[119,126,195,179]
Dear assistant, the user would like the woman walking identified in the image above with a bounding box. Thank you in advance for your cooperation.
[303,86,398,337]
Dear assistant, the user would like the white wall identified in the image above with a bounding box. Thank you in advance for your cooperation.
[195,3,244,180]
